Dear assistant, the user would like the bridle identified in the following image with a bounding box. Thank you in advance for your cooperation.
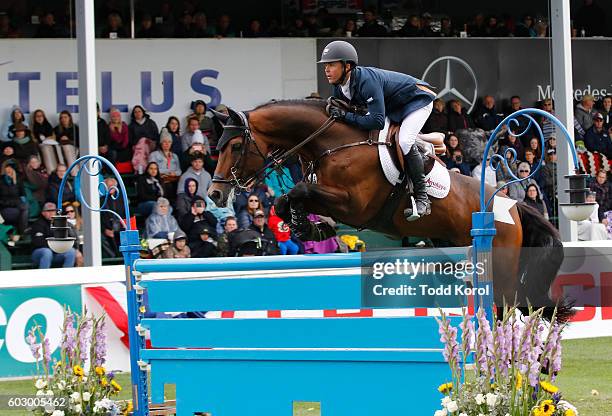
[212,109,336,191]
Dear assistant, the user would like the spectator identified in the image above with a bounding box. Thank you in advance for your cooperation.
[474,95,503,131]
[423,99,448,133]
[164,116,183,156]
[177,152,211,199]
[523,149,538,176]
[317,8,339,36]
[3,106,28,142]
[265,165,295,197]
[507,162,542,201]
[523,183,548,219]
[187,100,217,148]
[540,98,556,140]
[53,110,79,170]
[31,109,62,174]
[64,201,82,236]
[496,180,510,197]
[192,12,212,37]
[574,0,606,37]
[304,14,321,37]
[533,19,548,37]
[527,137,543,163]
[357,9,387,37]
[268,205,298,255]
[514,15,536,37]
[63,203,84,267]
[174,12,193,38]
[190,225,218,257]
[447,100,474,132]
[204,195,235,234]
[176,178,198,219]
[248,209,279,255]
[217,216,238,256]
[505,95,531,141]
[35,12,65,38]
[24,154,48,205]
[148,128,181,197]
[100,177,125,258]
[101,12,127,38]
[420,12,436,37]
[286,17,309,37]
[137,14,161,38]
[444,134,461,161]
[160,230,191,258]
[575,95,595,132]
[468,13,487,37]
[439,17,457,37]
[590,170,611,222]
[471,156,497,187]
[10,123,39,169]
[181,116,210,154]
[0,145,15,168]
[244,19,266,37]
[97,104,113,163]
[108,108,130,163]
[212,14,235,38]
[600,95,612,129]
[47,164,76,206]
[336,19,356,37]
[539,148,557,211]
[136,161,164,216]
[129,105,159,146]
[179,195,218,244]
[484,15,508,37]
[30,202,76,268]
[237,193,264,229]
[577,192,609,241]
[446,148,471,176]
[0,160,28,236]
[145,197,182,239]
[583,112,612,158]
[0,14,20,38]
[399,15,421,37]
[500,132,524,161]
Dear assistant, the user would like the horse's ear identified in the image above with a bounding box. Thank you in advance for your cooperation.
[210,108,230,124]
[227,107,242,123]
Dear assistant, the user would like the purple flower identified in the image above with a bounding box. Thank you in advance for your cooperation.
[62,312,77,361]
[459,313,475,356]
[43,338,51,363]
[107,371,115,380]
[27,328,40,361]
[437,315,460,371]
[94,319,107,366]
[78,319,91,363]
[476,308,494,377]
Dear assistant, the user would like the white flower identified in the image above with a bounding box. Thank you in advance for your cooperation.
[56,381,66,391]
[72,404,82,413]
[475,394,485,405]
[35,379,47,389]
[434,410,448,416]
[486,392,498,407]
[82,392,91,402]
[70,392,81,402]
[82,376,88,382]
[45,390,54,397]
[51,411,65,416]
[459,413,468,416]
[441,396,451,407]
[558,400,579,415]
[36,390,46,396]
[447,401,459,412]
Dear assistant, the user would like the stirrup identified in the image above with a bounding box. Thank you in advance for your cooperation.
[404,196,420,222]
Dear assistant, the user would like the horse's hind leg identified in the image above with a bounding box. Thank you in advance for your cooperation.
[276,182,350,241]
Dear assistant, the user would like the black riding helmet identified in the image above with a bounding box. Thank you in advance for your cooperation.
[317,40,358,85]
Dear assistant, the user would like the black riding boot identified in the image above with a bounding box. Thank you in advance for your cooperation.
[403,145,431,221]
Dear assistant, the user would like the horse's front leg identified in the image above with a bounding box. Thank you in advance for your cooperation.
[276,182,350,241]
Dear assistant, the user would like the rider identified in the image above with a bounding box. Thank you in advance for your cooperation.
[318,40,436,220]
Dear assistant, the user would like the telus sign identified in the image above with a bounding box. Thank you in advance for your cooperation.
[7,69,222,114]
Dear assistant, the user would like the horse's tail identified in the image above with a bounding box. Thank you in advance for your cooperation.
[516,202,573,322]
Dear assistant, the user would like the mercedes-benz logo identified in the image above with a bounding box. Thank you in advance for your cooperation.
[422,56,478,114]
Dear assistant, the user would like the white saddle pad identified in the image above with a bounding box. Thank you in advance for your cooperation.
[377,118,450,199]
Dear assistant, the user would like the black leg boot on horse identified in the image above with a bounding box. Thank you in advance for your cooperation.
[403,145,431,221]
[275,193,336,242]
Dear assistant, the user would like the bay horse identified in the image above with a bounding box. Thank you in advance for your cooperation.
[208,99,567,320]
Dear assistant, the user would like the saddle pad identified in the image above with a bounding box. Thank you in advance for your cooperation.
[377,118,450,199]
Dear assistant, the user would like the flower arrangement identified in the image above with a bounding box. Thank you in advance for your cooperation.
[434,307,579,416]
[27,308,132,416]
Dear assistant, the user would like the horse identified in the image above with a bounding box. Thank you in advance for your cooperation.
[208,99,568,320]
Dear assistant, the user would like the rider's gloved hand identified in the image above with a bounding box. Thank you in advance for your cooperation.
[329,107,346,120]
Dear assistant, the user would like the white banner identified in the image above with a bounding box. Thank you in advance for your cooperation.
[0,38,317,128]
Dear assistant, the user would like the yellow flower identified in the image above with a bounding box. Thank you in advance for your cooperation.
[540,380,559,394]
[123,401,133,415]
[95,366,106,376]
[101,377,109,387]
[532,408,544,416]
[111,380,122,392]
[565,410,576,416]
[516,372,523,390]
[437,382,453,394]
[540,400,555,416]
[73,365,84,377]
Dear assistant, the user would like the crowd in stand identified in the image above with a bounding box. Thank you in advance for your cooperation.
[1,1,608,39]
[1,90,610,269]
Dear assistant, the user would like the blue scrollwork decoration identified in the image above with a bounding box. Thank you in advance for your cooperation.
[479,108,580,212]
[56,155,132,230]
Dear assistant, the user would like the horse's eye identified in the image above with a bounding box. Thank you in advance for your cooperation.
[231,143,242,152]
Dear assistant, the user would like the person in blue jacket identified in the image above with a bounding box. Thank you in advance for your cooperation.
[318,40,436,220]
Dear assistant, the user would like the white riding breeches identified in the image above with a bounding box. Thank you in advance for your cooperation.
[398,101,433,155]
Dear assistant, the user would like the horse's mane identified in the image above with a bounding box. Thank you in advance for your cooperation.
[252,98,326,111]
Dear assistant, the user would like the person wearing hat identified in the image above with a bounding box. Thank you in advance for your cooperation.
[177,151,212,199]
[190,223,218,258]
[145,197,182,239]
[584,112,612,158]
[0,159,29,236]
[248,209,279,255]
[148,128,182,197]
[179,195,218,245]
[2,106,28,142]
[29,202,76,268]
[575,95,596,133]
[161,230,191,259]
[10,123,39,168]
[318,40,435,220]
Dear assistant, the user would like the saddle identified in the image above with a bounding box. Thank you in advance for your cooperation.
[326,97,446,174]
